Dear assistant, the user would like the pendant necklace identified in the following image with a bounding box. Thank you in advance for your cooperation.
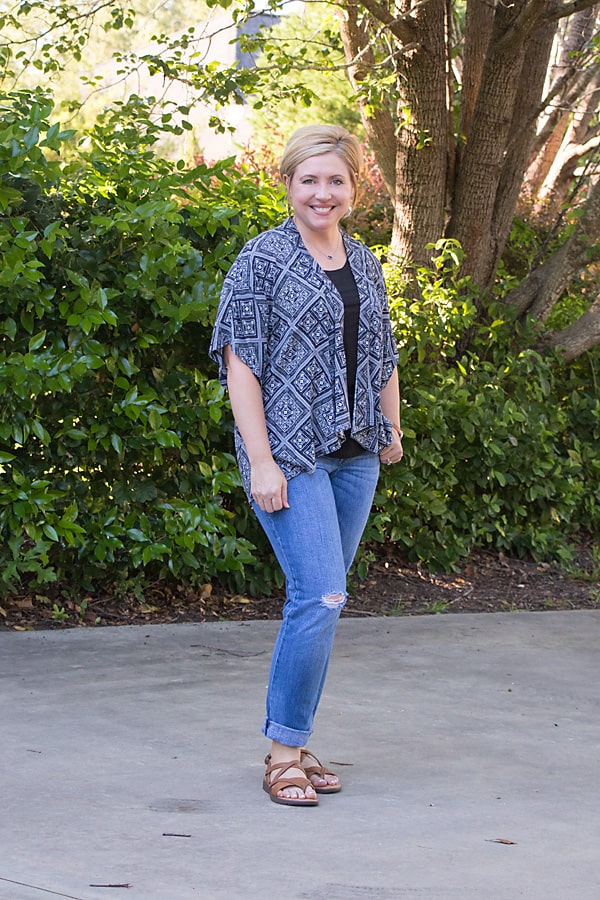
[302,229,342,260]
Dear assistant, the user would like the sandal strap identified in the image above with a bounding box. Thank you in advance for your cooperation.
[264,759,313,795]
[300,749,336,778]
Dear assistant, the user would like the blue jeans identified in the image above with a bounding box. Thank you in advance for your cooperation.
[252,452,380,747]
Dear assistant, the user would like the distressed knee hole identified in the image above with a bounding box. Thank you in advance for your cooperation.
[320,591,347,610]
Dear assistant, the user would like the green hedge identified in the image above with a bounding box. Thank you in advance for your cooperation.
[1,91,598,602]
[0,89,284,597]
[364,243,600,571]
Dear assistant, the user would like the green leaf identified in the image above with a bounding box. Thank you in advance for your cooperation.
[111,433,123,454]
[31,420,50,444]
[127,529,149,542]
[43,524,59,542]
[28,330,46,351]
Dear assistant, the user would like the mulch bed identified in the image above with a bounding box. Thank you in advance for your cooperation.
[1,539,598,631]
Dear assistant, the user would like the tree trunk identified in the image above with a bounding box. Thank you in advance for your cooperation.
[457,0,494,152]
[521,9,598,205]
[446,0,543,287]
[526,111,574,207]
[490,20,557,278]
[537,9,597,130]
[536,70,600,210]
[389,0,449,266]
[336,0,600,357]
[338,1,397,197]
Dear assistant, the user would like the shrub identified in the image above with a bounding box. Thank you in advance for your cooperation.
[1,91,598,603]
[0,88,285,597]
[367,242,600,570]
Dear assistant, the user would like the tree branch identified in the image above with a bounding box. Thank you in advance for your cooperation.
[547,297,600,361]
[0,0,119,48]
[495,0,549,53]
[357,0,420,44]
[505,174,600,326]
[541,0,600,26]
[529,63,598,158]
[497,0,598,53]
[558,129,600,165]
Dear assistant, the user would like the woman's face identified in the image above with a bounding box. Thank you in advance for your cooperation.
[284,151,355,235]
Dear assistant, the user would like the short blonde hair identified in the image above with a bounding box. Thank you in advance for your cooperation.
[280,124,362,187]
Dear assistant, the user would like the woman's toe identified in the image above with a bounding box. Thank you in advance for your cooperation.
[310,773,337,788]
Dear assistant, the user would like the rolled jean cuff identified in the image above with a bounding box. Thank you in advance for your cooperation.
[262,716,312,747]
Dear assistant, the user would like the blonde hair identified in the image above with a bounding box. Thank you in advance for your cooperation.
[280,124,362,187]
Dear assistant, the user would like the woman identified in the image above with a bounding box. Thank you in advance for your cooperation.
[209,124,403,806]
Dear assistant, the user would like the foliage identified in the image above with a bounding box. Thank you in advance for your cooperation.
[0,87,286,598]
[359,242,600,571]
[349,147,394,248]
[1,86,599,605]
[4,0,600,363]
[0,1,212,82]
[499,214,600,332]
[248,3,362,140]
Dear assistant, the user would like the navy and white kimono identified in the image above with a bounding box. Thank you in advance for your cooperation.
[209,217,398,500]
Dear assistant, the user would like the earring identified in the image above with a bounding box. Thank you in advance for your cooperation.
[346,206,353,217]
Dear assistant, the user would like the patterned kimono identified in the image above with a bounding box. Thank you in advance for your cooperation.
[209,218,398,500]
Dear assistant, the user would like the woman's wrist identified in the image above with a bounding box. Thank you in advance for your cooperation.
[392,423,403,440]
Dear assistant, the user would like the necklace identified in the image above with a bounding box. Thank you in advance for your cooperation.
[299,227,342,260]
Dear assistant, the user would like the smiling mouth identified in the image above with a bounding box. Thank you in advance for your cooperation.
[311,205,335,213]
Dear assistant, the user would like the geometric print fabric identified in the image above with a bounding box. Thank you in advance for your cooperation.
[209,217,398,500]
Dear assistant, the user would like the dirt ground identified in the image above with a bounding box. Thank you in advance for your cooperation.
[1,538,598,631]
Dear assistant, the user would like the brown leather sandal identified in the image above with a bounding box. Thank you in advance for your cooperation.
[263,759,319,807]
[300,749,342,794]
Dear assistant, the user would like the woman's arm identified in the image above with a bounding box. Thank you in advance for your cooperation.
[380,367,403,465]
[223,345,289,512]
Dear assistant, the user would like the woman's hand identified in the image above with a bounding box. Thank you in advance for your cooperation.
[251,459,290,513]
[379,428,404,467]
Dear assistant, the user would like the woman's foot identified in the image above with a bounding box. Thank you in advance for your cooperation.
[263,753,318,806]
[300,748,342,793]
[263,741,318,806]
[264,744,341,797]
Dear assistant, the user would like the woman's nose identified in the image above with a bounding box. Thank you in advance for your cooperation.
[315,182,332,199]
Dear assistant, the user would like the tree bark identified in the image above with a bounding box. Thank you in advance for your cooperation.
[446,0,543,287]
[490,20,557,275]
[335,0,600,357]
[536,69,600,209]
[528,65,595,165]
[528,6,599,210]
[457,0,494,152]
[526,5,599,195]
[389,0,449,265]
[338,0,397,197]
[505,173,600,323]
[547,296,600,360]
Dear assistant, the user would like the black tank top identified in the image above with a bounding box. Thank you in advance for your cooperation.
[325,261,364,459]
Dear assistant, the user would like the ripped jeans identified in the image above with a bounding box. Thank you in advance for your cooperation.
[252,451,380,747]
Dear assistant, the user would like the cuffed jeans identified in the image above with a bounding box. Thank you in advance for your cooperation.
[252,452,380,747]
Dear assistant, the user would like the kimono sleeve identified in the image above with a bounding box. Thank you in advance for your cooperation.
[372,254,398,386]
[208,248,269,388]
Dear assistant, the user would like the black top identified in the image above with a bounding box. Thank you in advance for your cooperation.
[325,260,364,459]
